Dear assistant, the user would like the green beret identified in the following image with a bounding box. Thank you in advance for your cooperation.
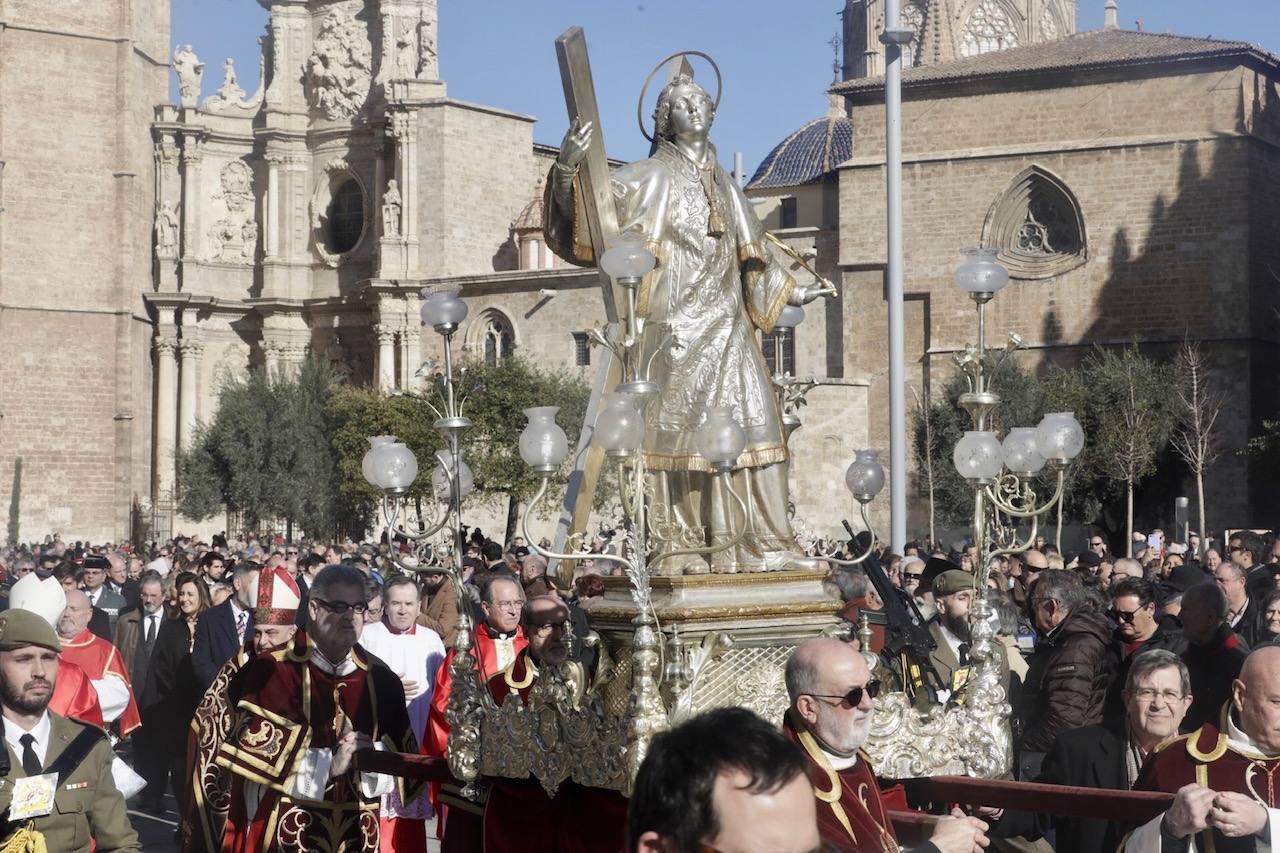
[933,569,977,598]
[0,610,62,653]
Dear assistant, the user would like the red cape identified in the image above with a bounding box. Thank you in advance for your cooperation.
[60,628,141,736]
[52,657,104,728]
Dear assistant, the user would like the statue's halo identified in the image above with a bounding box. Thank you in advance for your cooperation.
[636,50,723,144]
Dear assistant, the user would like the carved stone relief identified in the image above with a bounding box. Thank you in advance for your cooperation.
[154,201,180,259]
[304,8,372,120]
[207,160,258,264]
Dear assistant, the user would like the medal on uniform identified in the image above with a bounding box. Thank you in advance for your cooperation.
[9,772,56,819]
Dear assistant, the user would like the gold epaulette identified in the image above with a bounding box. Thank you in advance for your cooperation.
[0,823,47,853]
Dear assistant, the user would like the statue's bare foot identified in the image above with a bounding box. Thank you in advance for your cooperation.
[763,550,822,572]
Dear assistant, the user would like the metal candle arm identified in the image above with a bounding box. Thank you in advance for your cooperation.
[649,467,750,570]
[820,500,877,567]
[982,468,1065,519]
[523,475,637,575]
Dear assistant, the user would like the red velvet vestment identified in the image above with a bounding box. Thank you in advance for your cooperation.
[214,631,420,853]
[1131,703,1280,853]
[52,658,104,728]
[783,714,899,853]
[479,651,628,853]
[60,627,141,735]
[424,625,526,851]
[180,642,251,853]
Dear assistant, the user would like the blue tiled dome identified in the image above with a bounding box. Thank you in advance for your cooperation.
[747,113,853,191]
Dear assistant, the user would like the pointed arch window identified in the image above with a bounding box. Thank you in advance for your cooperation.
[484,316,514,366]
[900,2,926,67]
[960,0,1021,57]
[1038,7,1061,40]
[981,166,1087,279]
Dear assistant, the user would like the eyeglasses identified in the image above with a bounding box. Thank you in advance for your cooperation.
[1091,541,1105,547]
[1109,607,1140,624]
[529,621,567,636]
[1132,688,1186,703]
[491,600,523,612]
[313,598,368,616]
[286,549,299,556]
[805,680,881,708]
[904,573,923,581]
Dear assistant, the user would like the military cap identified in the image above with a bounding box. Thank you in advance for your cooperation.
[933,569,977,598]
[0,609,62,653]
[921,556,960,590]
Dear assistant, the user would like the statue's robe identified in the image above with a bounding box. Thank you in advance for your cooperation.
[181,641,251,853]
[1126,703,1280,852]
[782,714,901,853]
[479,651,628,853]
[545,137,800,570]
[60,627,141,736]
[423,624,526,851]
[213,631,420,853]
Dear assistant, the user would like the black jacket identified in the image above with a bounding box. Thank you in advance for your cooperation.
[993,717,1129,852]
[191,599,254,691]
[1019,609,1117,752]
[1104,615,1187,718]
[1182,622,1248,733]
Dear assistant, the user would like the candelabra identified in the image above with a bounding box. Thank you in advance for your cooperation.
[359,286,489,798]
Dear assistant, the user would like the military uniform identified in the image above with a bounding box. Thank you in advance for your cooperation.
[0,609,139,852]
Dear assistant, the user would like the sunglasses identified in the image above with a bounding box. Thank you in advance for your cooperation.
[904,572,923,580]
[805,680,881,708]
[1110,607,1140,624]
[313,598,369,616]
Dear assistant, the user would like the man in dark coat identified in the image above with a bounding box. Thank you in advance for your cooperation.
[1018,570,1116,779]
[1105,577,1186,718]
[190,561,257,691]
[994,648,1193,851]
[1179,581,1249,733]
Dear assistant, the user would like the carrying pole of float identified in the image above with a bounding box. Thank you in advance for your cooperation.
[881,0,912,552]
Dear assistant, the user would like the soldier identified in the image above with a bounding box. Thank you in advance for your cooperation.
[0,609,140,851]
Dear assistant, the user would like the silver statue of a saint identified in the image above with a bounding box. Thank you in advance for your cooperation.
[544,71,831,573]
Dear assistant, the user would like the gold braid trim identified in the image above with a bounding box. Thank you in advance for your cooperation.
[0,824,45,853]
[793,721,857,846]
[502,655,537,690]
[635,239,663,318]
[738,240,796,333]
[641,443,788,473]
[1195,763,1218,853]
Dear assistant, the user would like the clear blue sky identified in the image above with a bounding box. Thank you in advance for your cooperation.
[172,0,1278,176]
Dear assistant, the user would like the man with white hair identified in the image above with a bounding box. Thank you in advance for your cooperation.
[783,637,989,852]
[57,589,140,737]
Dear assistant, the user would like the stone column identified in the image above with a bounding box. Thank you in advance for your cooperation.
[263,342,281,376]
[153,334,180,501]
[265,155,281,258]
[374,324,397,392]
[179,133,203,261]
[388,110,420,274]
[400,325,421,389]
[178,337,203,451]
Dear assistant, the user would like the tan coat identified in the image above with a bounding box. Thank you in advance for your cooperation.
[0,712,140,852]
[417,577,459,648]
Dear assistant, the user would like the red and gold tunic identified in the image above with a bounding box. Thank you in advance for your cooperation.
[60,627,140,736]
[51,658,104,728]
[213,631,420,853]
[783,714,899,853]
[181,641,251,853]
[1128,702,1280,852]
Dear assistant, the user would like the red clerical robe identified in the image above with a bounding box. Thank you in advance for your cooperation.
[424,625,526,851]
[478,651,628,853]
[783,714,899,853]
[1129,703,1280,852]
[181,642,251,853]
[215,631,421,853]
[52,658,105,728]
[60,628,141,736]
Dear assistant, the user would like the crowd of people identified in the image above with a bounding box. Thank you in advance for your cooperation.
[0,524,1276,851]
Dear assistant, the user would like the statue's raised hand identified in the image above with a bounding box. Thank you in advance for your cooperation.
[558,118,593,171]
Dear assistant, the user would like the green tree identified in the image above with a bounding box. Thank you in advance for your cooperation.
[1061,345,1175,554]
[177,359,344,538]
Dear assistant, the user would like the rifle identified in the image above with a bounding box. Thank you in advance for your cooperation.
[842,520,945,702]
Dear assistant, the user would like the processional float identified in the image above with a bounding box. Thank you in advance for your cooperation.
[357,27,1087,807]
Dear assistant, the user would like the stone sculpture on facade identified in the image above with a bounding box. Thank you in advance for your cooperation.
[207,160,257,264]
[417,12,438,79]
[202,58,249,112]
[154,201,179,259]
[382,179,402,237]
[305,8,373,120]
[173,44,204,108]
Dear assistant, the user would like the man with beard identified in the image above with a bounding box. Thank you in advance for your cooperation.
[925,570,1011,708]
[0,609,139,851]
[783,638,989,852]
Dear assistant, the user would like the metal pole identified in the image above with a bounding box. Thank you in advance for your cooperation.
[882,0,908,552]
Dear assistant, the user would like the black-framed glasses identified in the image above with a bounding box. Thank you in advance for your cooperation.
[904,572,923,581]
[313,598,369,616]
[1110,607,1140,624]
[805,680,881,708]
